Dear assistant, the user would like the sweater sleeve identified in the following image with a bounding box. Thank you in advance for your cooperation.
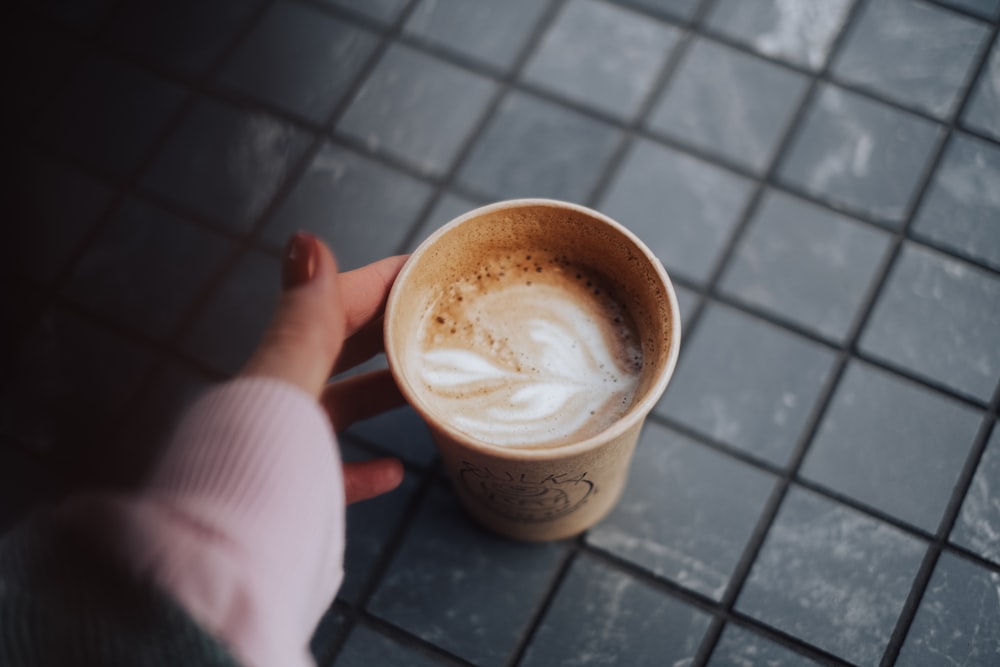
[61,377,346,667]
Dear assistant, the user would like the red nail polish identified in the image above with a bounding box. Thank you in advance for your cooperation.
[283,232,317,290]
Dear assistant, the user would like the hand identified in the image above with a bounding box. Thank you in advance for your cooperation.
[241,232,408,504]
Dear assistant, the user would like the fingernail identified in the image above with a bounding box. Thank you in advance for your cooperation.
[283,232,317,290]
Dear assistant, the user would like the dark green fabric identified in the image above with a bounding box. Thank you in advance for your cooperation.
[0,510,241,667]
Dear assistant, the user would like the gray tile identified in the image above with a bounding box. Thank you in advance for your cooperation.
[648,37,809,173]
[180,251,281,376]
[936,0,1000,19]
[896,551,1000,665]
[343,406,438,469]
[338,44,498,176]
[457,91,622,201]
[706,0,854,70]
[334,624,440,667]
[964,39,1000,143]
[778,84,943,226]
[368,485,564,667]
[218,2,378,123]
[35,55,187,180]
[831,0,990,119]
[338,442,421,603]
[860,242,1000,402]
[522,554,711,667]
[720,189,891,342]
[523,0,680,120]
[708,624,821,666]
[802,362,982,532]
[264,143,432,270]
[404,0,553,72]
[65,198,233,340]
[657,304,837,466]
[599,139,755,284]
[319,0,407,25]
[106,0,264,75]
[406,192,480,251]
[952,428,1000,565]
[913,133,1000,271]
[143,99,312,233]
[7,154,113,284]
[737,487,927,666]
[673,284,699,325]
[311,605,348,666]
[587,423,776,600]
[615,0,703,22]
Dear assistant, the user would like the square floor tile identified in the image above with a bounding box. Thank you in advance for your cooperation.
[708,623,821,666]
[523,0,680,120]
[831,0,989,119]
[860,242,1000,402]
[404,0,552,73]
[34,55,187,180]
[406,192,480,250]
[736,487,927,666]
[343,406,438,469]
[65,198,233,340]
[338,44,497,176]
[334,624,440,667]
[801,362,982,532]
[952,427,1000,565]
[456,91,622,201]
[7,154,113,284]
[656,304,836,466]
[143,99,312,233]
[719,189,891,342]
[615,0,704,22]
[218,2,378,123]
[673,284,699,325]
[778,84,943,226]
[705,0,854,70]
[599,138,754,284]
[105,0,264,75]
[896,551,1000,665]
[180,250,281,376]
[913,133,1000,271]
[936,0,1000,19]
[587,423,776,600]
[3,308,153,459]
[338,442,421,603]
[368,485,564,667]
[319,0,407,25]
[310,605,347,666]
[263,143,431,270]
[648,37,808,173]
[963,40,1000,144]
[521,554,712,667]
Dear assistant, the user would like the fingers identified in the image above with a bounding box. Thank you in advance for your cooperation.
[338,255,408,338]
[343,458,404,504]
[332,315,386,376]
[322,369,407,431]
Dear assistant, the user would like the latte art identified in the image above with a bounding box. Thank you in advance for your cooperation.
[413,253,643,448]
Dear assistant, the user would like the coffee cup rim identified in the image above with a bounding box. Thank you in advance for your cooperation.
[384,198,682,460]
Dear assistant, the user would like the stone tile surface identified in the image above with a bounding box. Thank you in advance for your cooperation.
[616,0,703,22]
[334,624,441,667]
[963,38,1000,142]
[657,304,837,466]
[737,487,927,666]
[523,0,680,120]
[937,0,1000,19]
[649,37,808,173]
[952,428,1000,566]
[720,189,890,342]
[860,242,1000,402]
[778,84,943,226]
[588,424,776,600]
[320,0,407,25]
[343,406,438,469]
[520,554,712,667]
[708,624,821,666]
[600,138,755,284]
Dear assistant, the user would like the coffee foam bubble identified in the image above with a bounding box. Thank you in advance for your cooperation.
[410,251,643,449]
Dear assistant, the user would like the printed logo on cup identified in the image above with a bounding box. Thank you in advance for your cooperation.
[459,461,595,523]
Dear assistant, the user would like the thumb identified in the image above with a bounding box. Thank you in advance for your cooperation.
[241,232,346,396]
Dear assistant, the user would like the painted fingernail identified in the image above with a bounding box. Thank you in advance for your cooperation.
[282,232,317,290]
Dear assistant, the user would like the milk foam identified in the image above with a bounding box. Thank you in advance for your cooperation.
[412,254,642,448]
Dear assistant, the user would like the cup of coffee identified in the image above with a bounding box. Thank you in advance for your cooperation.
[384,199,680,541]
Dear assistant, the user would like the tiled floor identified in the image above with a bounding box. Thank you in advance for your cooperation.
[5,0,1000,665]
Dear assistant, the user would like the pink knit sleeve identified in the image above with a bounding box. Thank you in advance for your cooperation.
[62,378,345,667]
